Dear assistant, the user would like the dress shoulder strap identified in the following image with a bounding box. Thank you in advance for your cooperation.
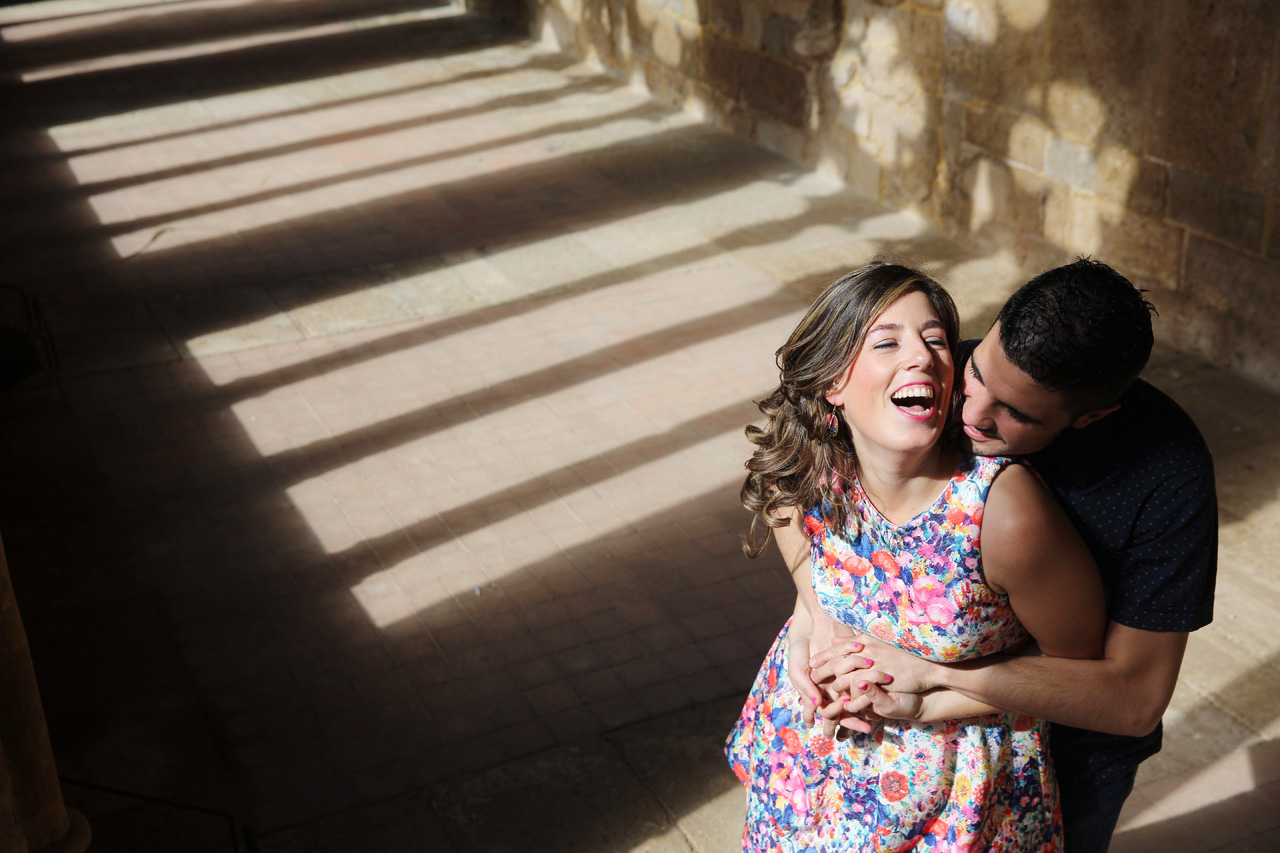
[956,454,1017,510]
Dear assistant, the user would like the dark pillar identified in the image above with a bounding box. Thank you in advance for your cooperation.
[0,536,89,853]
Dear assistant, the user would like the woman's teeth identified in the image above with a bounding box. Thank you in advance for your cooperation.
[891,386,934,410]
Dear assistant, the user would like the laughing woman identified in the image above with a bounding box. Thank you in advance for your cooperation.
[726,264,1105,852]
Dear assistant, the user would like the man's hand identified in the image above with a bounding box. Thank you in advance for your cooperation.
[810,633,944,696]
[813,673,932,736]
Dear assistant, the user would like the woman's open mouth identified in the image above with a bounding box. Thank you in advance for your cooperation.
[891,384,936,421]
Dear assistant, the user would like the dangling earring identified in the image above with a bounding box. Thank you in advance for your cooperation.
[824,408,840,438]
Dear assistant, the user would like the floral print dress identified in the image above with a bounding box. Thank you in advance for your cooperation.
[725,455,1061,852]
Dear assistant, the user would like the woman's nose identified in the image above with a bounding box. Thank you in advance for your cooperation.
[906,339,933,367]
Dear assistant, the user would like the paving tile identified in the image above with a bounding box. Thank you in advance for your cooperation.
[608,697,747,853]
[430,738,694,853]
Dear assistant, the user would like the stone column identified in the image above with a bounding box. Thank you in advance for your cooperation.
[0,536,89,853]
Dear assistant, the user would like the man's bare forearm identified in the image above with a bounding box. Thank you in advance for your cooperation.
[936,627,1187,737]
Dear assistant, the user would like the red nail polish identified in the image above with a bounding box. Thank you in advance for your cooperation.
[858,683,868,691]
[841,696,850,704]
[884,674,894,684]
[864,658,875,666]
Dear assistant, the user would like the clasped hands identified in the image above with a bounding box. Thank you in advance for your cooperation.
[791,631,934,738]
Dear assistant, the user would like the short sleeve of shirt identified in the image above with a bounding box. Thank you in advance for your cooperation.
[1022,378,1218,635]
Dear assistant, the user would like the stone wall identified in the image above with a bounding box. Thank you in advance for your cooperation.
[488,0,1280,390]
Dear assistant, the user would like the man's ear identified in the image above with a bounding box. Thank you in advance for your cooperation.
[1070,403,1120,430]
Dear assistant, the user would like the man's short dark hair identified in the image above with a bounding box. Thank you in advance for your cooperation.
[997,258,1156,414]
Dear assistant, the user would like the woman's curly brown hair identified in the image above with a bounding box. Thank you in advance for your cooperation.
[740,262,960,558]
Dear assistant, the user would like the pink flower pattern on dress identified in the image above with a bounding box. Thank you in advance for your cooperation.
[726,455,1061,852]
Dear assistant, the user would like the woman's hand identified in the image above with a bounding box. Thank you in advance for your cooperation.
[786,603,822,714]
[813,669,929,735]
[810,633,944,696]
[787,600,862,727]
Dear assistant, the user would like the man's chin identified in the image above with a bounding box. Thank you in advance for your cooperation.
[961,429,1005,456]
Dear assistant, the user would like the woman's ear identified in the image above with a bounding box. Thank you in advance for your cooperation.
[824,365,852,406]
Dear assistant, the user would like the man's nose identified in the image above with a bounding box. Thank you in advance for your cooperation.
[962,392,994,426]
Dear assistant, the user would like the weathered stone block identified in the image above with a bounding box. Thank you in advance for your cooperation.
[944,0,1048,109]
[1005,165,1067,239]
[1168,167,1265,252]
[1070,195,1183,286]
[963,103,1047,170]
[836,84,875,140]
[1151,290,1232,365]
[907,6,943,63]
[651,14,695,72]
[847,0,907,42]
[1259,54,1280,196]
[1232,316,1280,391]
[640,55,692,109]
[697,82,756,139]
[955,159,1068,248]
[794,16,840,60]
[1039,176,1074,247]
[756,116,810,165]
[767,0,814,18]
[740,52,809,127]
[819,125,883,199]
[1045,79,1108,146]
[879,101,940,204]
[801,0,843,57]
[1045,0,1160,150]
[1269,201,1280,262]
[1013,233,1075,277]
[1149,0,1280,188]
[633,0,662,30]
[860,37,922,103]
[762,11,800,59]
[960,153,1018,244]
[577,0,629,67]
[700,29,743,103]
[939,93,963,161]
[1085,147,1170,224]
[1183,234,1280,327]
[1094,146,1136,205]
[742,0,764,48]
[646,0,684,13]
[1045,135,1097,191]
[703,32,808,127]
[703,0,742,35]
[755,1,838,63]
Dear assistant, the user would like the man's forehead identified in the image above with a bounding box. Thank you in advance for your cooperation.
[973,333,1070,415]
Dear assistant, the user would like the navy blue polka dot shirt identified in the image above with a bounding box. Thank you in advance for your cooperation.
[1029,378,1218,635]
[962,341,1218,783]
[1032,378,1217,784]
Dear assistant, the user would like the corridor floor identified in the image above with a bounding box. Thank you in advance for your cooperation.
[1,1,1278,850]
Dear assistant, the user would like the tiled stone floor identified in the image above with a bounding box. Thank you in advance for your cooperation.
[1,1,1278,850]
